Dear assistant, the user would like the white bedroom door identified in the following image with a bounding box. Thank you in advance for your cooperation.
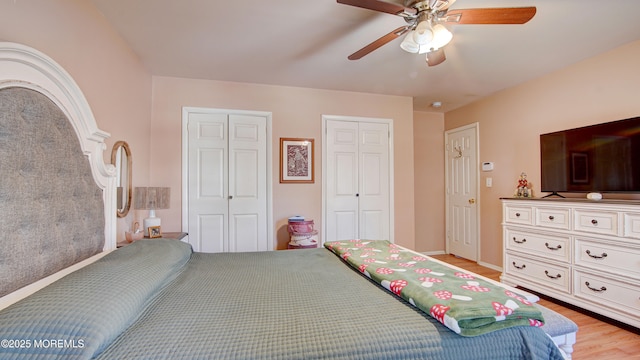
[185,109,268,253]
[324,117,391,243]
[445,123,479,261]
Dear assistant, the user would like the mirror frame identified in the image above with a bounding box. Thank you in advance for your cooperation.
[111,141,132,218]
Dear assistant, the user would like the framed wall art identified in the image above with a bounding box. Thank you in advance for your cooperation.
[280,138,314,183]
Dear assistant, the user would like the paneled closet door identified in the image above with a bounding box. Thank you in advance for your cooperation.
[188,112,228,253]
[358,121,390,240]
[187,111,267,253]
[326,120,359,241]
[228,114,267,252]
[325,119,390,242]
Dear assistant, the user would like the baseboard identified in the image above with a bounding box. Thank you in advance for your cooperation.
[420,250,446,256]
[478,260,502,273]
[420,250,502,272]
[421,251,504,273]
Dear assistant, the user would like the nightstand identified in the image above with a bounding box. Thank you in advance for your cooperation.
[117,232,188,248]
[158,232,188,241]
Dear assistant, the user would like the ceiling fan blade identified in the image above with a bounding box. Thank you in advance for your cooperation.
[348,26,410,60]
[443,7,536,25]
[426,48,446,66]
[337,0,417,17]
[430,0,457,12]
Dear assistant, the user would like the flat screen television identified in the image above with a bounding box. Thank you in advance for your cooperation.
[540,116,640,196]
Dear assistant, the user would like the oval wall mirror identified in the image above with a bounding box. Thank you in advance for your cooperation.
[111,141,132,218]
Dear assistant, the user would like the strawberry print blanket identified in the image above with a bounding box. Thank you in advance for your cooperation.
[324,240,545,337]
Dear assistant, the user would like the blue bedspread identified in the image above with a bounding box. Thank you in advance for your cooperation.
[0,240,565,359]
[0,239,191,359]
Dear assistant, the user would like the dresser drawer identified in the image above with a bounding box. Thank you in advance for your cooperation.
[505,253,570,293]
[536,207,570,230]
[623,212,640,239]
[574,269,640,317]
[574,209,618,236]
[505,228,570,262]
[504,206,533,225]
[575,238,640,278]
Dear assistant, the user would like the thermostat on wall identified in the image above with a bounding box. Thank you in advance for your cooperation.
[482,162,494,171]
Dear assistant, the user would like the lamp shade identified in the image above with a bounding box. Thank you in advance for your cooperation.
[401,19,452,55]
[400,31,420,53]
[413,21,434,45]
[431,24,453,50]
[134,187,170,210]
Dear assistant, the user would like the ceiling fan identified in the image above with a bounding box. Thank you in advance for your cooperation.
[338,0,536,66]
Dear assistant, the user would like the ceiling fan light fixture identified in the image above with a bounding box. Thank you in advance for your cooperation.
[400,30,420,53]
[340,1,536,67]
[431,24,453,49]
[417,44,432,54]
[412,20,434,45]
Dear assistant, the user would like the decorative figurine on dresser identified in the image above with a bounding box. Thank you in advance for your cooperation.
[514,172,533,198]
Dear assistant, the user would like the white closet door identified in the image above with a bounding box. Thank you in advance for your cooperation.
[187,111,267,253]
[325,119,390,242]
[326,120,359,241]
[188,112,228,253]
[228,114,267,252]
[358,121,390,240]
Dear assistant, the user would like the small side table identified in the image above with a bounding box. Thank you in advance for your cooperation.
[117,232,188,248]
[159,232,188,241]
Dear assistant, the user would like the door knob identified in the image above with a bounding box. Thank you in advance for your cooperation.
[468,198,475,204]
[229,195,233,200]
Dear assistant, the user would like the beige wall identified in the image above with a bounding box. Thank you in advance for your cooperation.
[0,0,153,242]
[151,77,416,249]
[413,111,445,253]
[445,40,640,267]
[6,1,638,259]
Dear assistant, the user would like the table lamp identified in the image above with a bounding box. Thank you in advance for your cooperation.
[134,187,170,236]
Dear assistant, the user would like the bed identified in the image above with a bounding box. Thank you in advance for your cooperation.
[0,42,567,359]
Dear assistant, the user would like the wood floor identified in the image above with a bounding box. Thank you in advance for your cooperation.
[430,254,640,360]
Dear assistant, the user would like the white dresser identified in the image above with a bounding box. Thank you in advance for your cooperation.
[501,198,640,328]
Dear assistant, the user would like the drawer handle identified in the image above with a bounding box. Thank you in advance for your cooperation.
[512,262,526,270]
[544,270,562,279]
[515,212,521,217]
[545,242,562,251]
[513,237,527,244]
[585,281,607,293]
[548,215,555,221]
[591,219,598,226]
[586,250,608,259]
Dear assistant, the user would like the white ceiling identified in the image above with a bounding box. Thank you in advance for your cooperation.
[90,0,640,112]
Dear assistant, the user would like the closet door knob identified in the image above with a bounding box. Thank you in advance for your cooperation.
[229,196,233,200]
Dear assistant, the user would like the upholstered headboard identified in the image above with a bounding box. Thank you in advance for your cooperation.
[0,42,116,298]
